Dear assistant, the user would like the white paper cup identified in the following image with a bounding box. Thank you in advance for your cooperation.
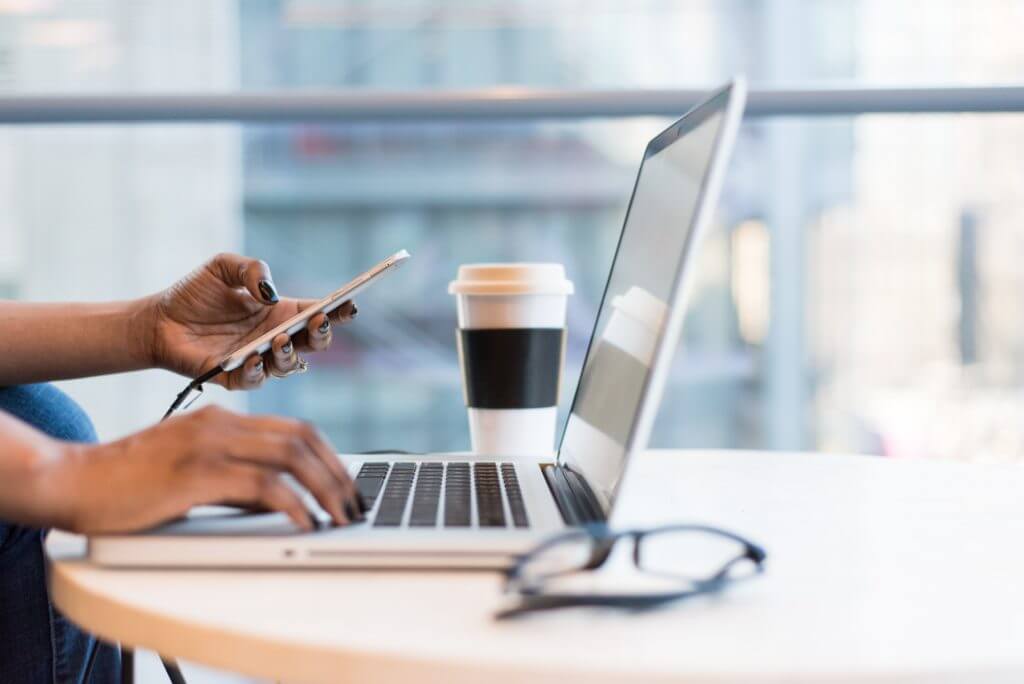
[449,264,573,455]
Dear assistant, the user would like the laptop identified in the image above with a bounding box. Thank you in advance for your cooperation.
[88,79,746,569]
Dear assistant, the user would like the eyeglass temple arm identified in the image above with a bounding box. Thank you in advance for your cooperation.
[496,589,710,620]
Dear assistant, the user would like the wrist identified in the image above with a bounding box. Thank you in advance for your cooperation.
[126,294,162,370]
[26,439,85,532]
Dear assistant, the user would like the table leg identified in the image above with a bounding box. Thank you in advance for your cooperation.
[117,647,187,684]
[120,648,133,684]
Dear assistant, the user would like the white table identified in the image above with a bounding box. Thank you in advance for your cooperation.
[47,450,1024,683]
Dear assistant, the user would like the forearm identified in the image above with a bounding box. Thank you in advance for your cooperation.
[0,298,155,384]
[0,410,73,529]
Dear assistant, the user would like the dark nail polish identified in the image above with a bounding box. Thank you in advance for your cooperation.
[350,304,358,318]
[318,319,330,334]
[344,500,357,521]
[257,279,279,304]
[356,492,369,513]
[281,341,293,354]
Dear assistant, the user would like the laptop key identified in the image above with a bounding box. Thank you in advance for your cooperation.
[474,463,506,527]
[373,463,415,527]
[501,464,529,528]
[354,462,390,508]
[409,463,443,527]
[444,462,471,527]
[355,477,385,506]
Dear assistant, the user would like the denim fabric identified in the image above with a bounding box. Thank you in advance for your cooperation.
[0,384,120,683]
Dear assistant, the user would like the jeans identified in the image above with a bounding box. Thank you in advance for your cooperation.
[0,384,120,683]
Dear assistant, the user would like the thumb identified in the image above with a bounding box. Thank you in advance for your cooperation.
[210,253,279,305]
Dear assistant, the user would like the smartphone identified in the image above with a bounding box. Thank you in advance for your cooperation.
[219,249,411,372]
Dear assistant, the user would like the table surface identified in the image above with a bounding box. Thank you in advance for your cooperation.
[48,450,1024,684]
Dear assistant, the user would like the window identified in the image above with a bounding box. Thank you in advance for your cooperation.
[2,1,1023,462]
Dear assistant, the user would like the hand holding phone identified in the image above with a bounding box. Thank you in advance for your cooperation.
[163,249,411,419]
[220,249,411,372]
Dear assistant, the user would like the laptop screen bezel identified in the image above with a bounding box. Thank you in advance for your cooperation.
[554,79,747,516]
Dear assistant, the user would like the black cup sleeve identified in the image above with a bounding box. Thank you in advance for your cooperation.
[457,328,564,409]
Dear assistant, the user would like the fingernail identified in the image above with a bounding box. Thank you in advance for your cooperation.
[343,500,358,521]
[318,318,330,334]
[253,359,264,374]
[350,304,358,318]
[356,492,369,514]
[258,279,279,304]
[281,340,293,355]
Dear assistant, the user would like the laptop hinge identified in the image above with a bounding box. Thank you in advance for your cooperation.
[541,464,606,526]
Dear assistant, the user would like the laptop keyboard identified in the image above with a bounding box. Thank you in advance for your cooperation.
[355,461,529,529]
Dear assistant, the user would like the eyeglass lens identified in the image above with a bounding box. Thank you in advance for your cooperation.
[516,531,595,585]
[636,529,757,581]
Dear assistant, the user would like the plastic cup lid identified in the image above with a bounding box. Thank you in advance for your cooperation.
[449,263,574,296]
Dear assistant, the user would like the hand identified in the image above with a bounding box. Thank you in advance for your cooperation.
[142,253,358,389]
[43,405,365,534]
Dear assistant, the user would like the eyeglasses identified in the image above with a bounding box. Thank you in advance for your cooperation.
[497,523,767,619]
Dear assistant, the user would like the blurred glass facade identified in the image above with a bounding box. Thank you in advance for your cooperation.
[2,1,1024,462]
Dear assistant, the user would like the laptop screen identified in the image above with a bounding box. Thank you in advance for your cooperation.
[557,89,734,512]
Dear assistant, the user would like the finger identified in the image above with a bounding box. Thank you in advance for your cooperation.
[251,416,358,511]
[305,313,333,352]
[224,355,266,391]
[284,301,357,353]
[269,333,298,376]
[208,253,279,305]
[235,414,360,518]
[294,299,357,325]
[224,425,351,525]
[208,461,314,532]
[296,420,363,514]
[329,300,357,324]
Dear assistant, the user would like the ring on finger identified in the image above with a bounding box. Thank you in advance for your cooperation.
[269,356,309,378]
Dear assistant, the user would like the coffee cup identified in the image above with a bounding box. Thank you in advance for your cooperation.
[449,263,574,455]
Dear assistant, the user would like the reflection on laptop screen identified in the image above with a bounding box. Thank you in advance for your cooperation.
[558,104,727,510]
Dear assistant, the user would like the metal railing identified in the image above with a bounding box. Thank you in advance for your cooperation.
[0,86,1021,123]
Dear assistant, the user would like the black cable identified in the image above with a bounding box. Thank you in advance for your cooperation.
[157,366,224,683]
[161,658,188,684]
[162,366,224,421]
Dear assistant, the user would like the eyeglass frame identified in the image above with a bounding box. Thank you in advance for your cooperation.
[497,522,767,618]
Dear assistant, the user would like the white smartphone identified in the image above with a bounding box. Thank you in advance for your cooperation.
[219,249,411,372]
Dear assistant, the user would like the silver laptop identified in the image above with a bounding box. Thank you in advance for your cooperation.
[89,79,746,569]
